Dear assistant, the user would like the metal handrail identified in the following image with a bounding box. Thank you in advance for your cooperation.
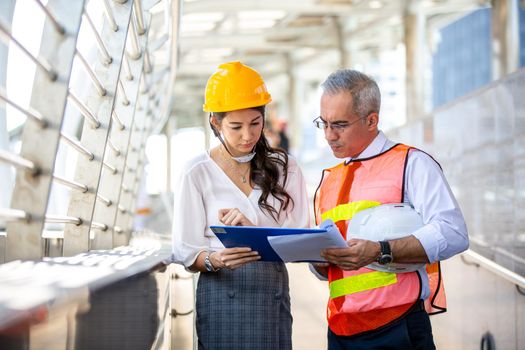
[0,22,57,81]
[0,149,38,173]
[53,174,89,193]
[96,193,112,207]
[102,161,117,174]
[45,215,82,226]
[461,250,525,290]
[60,132,95,160]
[83,11,113,65]
[0,238,172,331]
[91,222,108,231]
[127,12,141,60]
[133,0,146,35]
[107,138,121,156]
[0,87,47,127]
[102,0,118,32]
[67,92,102,128]
[122,55,134,80]
[32,0,65,34]
[112,110,125,130]
[0,208,30,222]
[117,80,130,106]
[74,51,107,96]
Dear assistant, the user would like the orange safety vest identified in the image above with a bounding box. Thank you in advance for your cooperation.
[314,144,446,337]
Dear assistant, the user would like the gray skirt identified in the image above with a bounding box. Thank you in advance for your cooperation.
[196,261,292,350]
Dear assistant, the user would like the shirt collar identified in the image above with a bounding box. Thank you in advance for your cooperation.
[344,131,387,165]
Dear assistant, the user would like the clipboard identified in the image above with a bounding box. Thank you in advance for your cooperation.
[209,226,327,262]
[209,221,347,262]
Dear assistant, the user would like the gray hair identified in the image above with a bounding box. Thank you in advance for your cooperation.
[321,69,381,118]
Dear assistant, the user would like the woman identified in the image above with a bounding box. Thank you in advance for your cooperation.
[172,61,309,350]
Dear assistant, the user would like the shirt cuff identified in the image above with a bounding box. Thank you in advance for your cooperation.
[411,223,447,263]
[173,243,207,271]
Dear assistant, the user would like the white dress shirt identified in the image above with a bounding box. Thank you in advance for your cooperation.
[344,131,469,298]
[172,151,310,268]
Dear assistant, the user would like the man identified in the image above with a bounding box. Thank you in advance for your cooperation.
[311,69,469,349]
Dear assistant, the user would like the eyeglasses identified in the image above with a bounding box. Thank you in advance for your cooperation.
[313,116,365,132]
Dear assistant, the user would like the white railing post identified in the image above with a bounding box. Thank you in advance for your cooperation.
[6,0,86,262]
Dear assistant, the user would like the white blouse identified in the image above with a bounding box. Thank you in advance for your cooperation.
[171,151,310,267]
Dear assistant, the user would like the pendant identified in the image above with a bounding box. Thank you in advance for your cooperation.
[241,176,247,183]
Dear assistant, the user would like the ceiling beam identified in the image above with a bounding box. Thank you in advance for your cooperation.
[179,33,336,51]
[183,0,403,16]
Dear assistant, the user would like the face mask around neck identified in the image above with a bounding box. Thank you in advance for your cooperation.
[218,131,257,163]
[231,152,256,163]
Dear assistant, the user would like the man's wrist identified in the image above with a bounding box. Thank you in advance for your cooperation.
[377,240,394,265]
[374,241,382,261]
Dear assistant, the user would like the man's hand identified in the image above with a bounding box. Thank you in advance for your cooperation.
[321,239,380,270]
[218,208,254,226]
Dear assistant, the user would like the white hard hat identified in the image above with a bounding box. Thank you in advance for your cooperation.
[347,203,425,273]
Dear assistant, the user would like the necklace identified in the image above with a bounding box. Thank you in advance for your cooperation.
[219,147,250,183]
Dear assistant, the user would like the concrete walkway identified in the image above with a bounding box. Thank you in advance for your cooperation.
[288,263,329,349]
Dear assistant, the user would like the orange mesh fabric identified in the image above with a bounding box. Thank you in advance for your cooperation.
[329,303,415,336]
[425,262,447,314]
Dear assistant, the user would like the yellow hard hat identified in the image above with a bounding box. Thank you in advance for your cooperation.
[203,61,272,112]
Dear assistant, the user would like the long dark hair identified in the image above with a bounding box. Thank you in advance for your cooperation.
[209,105,294,221]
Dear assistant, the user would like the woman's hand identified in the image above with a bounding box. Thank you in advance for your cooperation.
[210,247,260,270]
[310,262,330,277]
[218,208,254,226]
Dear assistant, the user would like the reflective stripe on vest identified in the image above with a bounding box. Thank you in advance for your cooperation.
[321,200,380,223]
[329,271,397,299]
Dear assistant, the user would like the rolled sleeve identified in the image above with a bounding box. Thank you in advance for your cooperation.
[411,222,448,263]
[406,150,469,262]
